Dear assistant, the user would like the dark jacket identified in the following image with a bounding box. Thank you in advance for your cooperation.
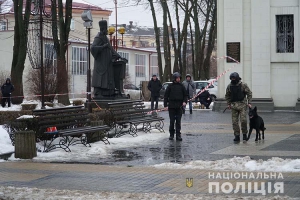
[147,78,162,97]
[1,78,14,96]
[197,90,210,102]
[164,82,187,108]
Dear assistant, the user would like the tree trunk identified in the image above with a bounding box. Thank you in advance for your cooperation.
[182,30,187,76]
[192,0,201,80]
[162,0,171,82]
[199,0,213,80]
[148,0,163,80]
[167,6,178,74]
[189,18,195,78]
[203,0,217,79]
[56,58,70,105]
[177,1,190,77]
[15,130,37,159]
[51,0,72,105]
[11,0,31,104]
[175,1,182,75]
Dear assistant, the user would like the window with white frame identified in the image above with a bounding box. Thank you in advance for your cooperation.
[276,15,294,53]
[118,51,129,74]
[44,43,57,74]
[150,55,159,77]
[72,46,87,75]
[0,20,7,31]
[70,19,75,31]
[135,54,146,77]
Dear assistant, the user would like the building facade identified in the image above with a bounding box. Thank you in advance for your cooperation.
[216,0,300,111]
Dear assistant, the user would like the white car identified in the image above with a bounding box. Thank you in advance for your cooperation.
[194,80,218,101]
[123,84,141,100]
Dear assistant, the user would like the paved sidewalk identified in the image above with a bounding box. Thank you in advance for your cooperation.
[0,162,299,199]
[1,110,300,199]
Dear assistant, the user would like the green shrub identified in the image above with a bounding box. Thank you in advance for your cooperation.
[0,111,32,124]
[21,104,38,111]
[73,100,84,106]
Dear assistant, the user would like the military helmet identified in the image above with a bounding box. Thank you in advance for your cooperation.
[229,72,240,80]
[172,72,181,80]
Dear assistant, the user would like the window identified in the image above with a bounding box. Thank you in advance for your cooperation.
[70,19,75,31]
[150,55,159,77]
[44,43,57,74]
[135,54,146,77]
[118,51,129,74]
[0,20,7,31]
[72,47,87,75]
[276,15,294,53]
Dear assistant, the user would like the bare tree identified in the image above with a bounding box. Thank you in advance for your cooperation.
[161,0,172,82]
[11,0,31,104]
[51,0,72,105]
[147,0,163,81]
[26,67,57,102]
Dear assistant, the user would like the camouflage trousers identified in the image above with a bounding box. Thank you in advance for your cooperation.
[231,103,248,136]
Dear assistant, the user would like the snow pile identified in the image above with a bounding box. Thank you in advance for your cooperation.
[154,156,300,172]
[0,123,167,162]
[0,125,14,155]
[0,186,292,200]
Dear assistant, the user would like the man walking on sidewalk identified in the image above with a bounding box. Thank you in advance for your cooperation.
[147,74,162,111]
[164,72,187,141]
[182,74,195,114]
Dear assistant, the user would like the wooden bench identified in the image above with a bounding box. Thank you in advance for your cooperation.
[107,100,164,138]
[32,106,110,152]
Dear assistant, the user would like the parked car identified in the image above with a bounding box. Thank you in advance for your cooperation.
[194,80,218,101]
[123,84,141,100]
[159,82,172,99]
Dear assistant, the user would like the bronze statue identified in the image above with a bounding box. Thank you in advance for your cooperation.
[91,20,126,99]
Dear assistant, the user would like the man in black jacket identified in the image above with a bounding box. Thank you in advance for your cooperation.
[1,78,14,107]
[164,72,187,141]
[147,74,162,110]
[196,86,212,109]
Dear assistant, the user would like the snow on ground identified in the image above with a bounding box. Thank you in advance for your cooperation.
[154,156,300,172]
[0,123,168,162]
[2,120,300,172]
[0,186,293,200]
[1,99,300,173]
[0,126,14,155]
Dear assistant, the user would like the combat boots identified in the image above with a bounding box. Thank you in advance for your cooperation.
[169,133,174,140]
[190,110,192,114]
[176,134,182,141]
[243,134,247,141]
[233,135,240,142]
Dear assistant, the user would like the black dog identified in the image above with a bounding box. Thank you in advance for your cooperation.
[247,106,266,141]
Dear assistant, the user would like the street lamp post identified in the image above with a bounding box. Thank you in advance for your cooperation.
[118,27,125,47]
[81,10,93,113]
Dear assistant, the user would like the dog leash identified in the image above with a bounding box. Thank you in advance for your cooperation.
[223,107,228,113]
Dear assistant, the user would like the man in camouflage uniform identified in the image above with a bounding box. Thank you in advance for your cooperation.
[225,72,252,142]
